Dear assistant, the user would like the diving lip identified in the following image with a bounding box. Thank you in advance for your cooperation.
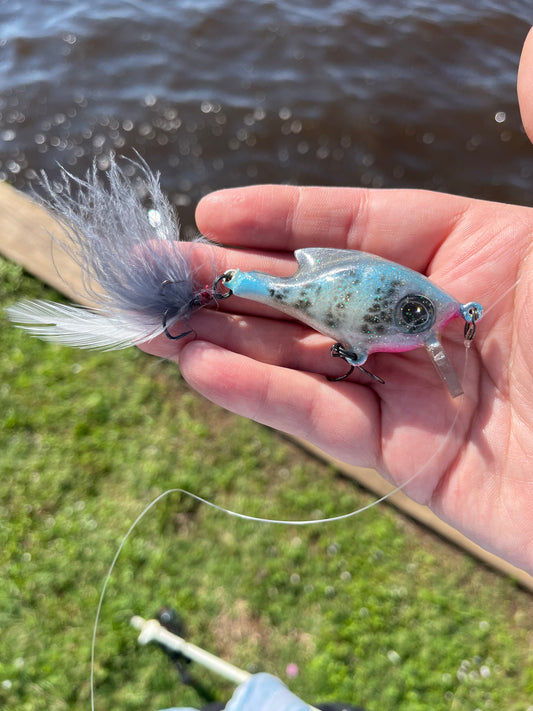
[425,333,464,398]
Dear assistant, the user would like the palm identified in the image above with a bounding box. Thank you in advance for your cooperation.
[140,187,533,572]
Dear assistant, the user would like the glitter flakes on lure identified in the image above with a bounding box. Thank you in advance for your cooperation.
[222,249,483,397]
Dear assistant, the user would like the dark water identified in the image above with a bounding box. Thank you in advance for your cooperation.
[1,0,532,233]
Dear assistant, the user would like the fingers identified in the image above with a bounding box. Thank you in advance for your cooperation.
[141,238,297,287]
[518,26,533,143]
[139,303,459,407]
[139,308,366,380]
[178,339,382,469]
[196,185,472,272]
[154,308,449,389]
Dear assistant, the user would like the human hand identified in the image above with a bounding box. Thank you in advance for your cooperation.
[140,179,533,573]
[139,30,533,573]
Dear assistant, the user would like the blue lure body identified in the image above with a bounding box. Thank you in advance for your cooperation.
[223,249,482,395]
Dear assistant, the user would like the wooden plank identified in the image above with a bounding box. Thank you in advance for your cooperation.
[1,180,532,592]
[295,440,533,592]
[0,181,88,304]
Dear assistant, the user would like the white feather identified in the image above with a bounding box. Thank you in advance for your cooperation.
[6,300,167,351]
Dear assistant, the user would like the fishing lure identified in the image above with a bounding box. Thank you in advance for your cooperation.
[214,251,482,396]
[6,156,482,397]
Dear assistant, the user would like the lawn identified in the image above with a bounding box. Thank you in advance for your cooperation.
[1,256,532,711]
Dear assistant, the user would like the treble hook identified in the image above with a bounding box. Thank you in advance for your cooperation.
[160,279,195,341]
[162,310,194,341]
[160,279,219,341]
[357,364,386,385]
[328,343,385,384]
[328,362,355,383]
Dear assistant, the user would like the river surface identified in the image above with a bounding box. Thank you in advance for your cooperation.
[1,0,532,232]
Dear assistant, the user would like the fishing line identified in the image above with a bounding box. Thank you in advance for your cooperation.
[89,345,473,711]
[5,156,522,707]
[90,262,524,711]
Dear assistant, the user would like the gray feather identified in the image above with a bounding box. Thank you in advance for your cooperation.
[7,155,212,349]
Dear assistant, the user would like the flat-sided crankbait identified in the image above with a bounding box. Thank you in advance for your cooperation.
[213,250,482,397]
[6,156,482,398]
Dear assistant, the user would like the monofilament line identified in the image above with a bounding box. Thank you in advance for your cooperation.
[90,384,465,710]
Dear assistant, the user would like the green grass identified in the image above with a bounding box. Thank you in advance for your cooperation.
[1,256,532,711]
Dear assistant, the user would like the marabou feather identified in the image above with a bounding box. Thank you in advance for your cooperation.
[7,155,212,349]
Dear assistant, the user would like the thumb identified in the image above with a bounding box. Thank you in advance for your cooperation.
[517,26,533,142]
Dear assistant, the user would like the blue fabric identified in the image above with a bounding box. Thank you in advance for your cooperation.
[161,672,311,710]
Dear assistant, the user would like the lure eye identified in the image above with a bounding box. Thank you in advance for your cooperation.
[395,294,436,334]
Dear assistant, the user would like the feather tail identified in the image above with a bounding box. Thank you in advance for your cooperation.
[6,155,213,350]
[6,300,139,350]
